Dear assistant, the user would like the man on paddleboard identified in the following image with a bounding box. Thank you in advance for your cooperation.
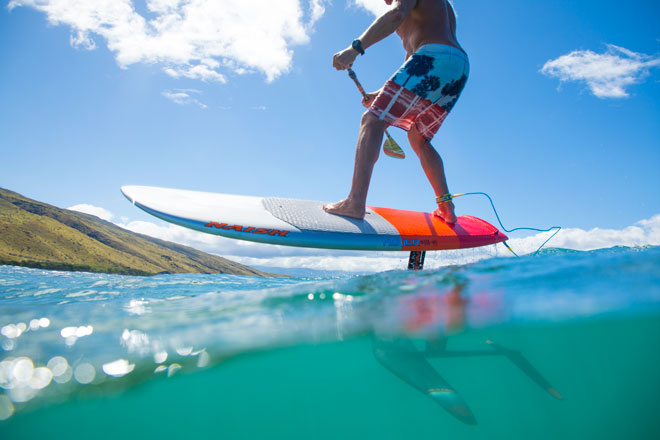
[323,0,468,224]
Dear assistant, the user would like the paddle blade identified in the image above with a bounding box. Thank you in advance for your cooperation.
[383,132,405,159]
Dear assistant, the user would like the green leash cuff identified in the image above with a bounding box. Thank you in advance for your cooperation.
[436,194,454,205]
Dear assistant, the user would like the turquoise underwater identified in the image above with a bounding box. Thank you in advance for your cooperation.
[1,246,660,439]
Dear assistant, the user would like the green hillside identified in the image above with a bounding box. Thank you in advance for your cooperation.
[0,188,278,277]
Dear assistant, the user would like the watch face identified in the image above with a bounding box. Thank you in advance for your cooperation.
[352,39,364,55]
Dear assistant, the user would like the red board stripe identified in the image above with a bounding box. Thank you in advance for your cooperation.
[370,207,507,251]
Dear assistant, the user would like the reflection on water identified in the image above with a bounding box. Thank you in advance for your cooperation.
[373,282,561,425]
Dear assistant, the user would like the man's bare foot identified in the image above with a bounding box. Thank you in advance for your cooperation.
[433,201,457,224]
[323,199,366,220]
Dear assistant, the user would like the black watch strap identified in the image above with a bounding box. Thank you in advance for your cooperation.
[352,39,365,56]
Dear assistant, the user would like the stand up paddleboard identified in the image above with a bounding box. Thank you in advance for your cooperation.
[121,186,508,269]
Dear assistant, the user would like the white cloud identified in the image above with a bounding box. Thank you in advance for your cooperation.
[350,0,456,18]
[507,214,660,254]
[70,29,96,50]
[8,0,329,82]
[309,0,327,25]
[350,0,391,17]
[163,61,226,83]
[541,44,660,98]
[162,89,207,108]
[233,255,407,272]
[67,204,114,221]
[232,248,502,273]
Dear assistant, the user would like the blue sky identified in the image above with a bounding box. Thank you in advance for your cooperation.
[1,0,659,271]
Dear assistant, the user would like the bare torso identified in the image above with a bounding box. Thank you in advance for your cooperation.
[396,0,464,55]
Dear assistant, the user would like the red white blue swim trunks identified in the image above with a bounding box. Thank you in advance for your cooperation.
[369,44,469,141]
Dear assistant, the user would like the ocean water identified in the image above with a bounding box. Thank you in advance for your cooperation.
[1,246,660,439]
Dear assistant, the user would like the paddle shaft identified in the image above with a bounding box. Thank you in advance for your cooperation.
[347,68,369,100]
[346,68,406,159]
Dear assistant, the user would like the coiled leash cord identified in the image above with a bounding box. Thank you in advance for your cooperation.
[437,193,562,257]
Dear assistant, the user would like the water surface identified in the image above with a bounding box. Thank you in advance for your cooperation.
[1,246,659,439]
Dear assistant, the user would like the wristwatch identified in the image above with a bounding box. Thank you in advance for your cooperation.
[352,39,365,56]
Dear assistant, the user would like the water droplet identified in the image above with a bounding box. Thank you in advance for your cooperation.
[74,363,96,384]
[1,324,23,339]
[167,363,182,377]
[47,356,69,377]
[121,329,150,354]
[29,367,53,390]
[53,366,72,384]
[0,360,13,387]
[154,350,168,364]
[9,386,37,403]
[102,359,135,377]
[176,346,193,356]
[60,327,76,338]
[125,299,150,315]
[75,325,93,338]
[0,395,14,420]
[197,351,210,368]
[12,357,34,383]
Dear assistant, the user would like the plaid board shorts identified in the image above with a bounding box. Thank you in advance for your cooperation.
[369,44,469,141]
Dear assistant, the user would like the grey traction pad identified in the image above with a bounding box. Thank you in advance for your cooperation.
[262,197,399,235]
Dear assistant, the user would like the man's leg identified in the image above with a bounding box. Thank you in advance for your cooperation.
[407,125,457,224]
[323,111,387,219]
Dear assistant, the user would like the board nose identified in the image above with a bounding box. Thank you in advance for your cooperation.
[120,186,136,204]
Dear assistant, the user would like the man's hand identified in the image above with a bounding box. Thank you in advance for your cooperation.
[362,91,379,108]
[333,47,358,70]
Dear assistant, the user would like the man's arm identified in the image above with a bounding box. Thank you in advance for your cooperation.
[333,0,417,70]
[357,0,416,50]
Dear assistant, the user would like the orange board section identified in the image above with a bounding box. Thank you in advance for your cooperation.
[370,207,507,251]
